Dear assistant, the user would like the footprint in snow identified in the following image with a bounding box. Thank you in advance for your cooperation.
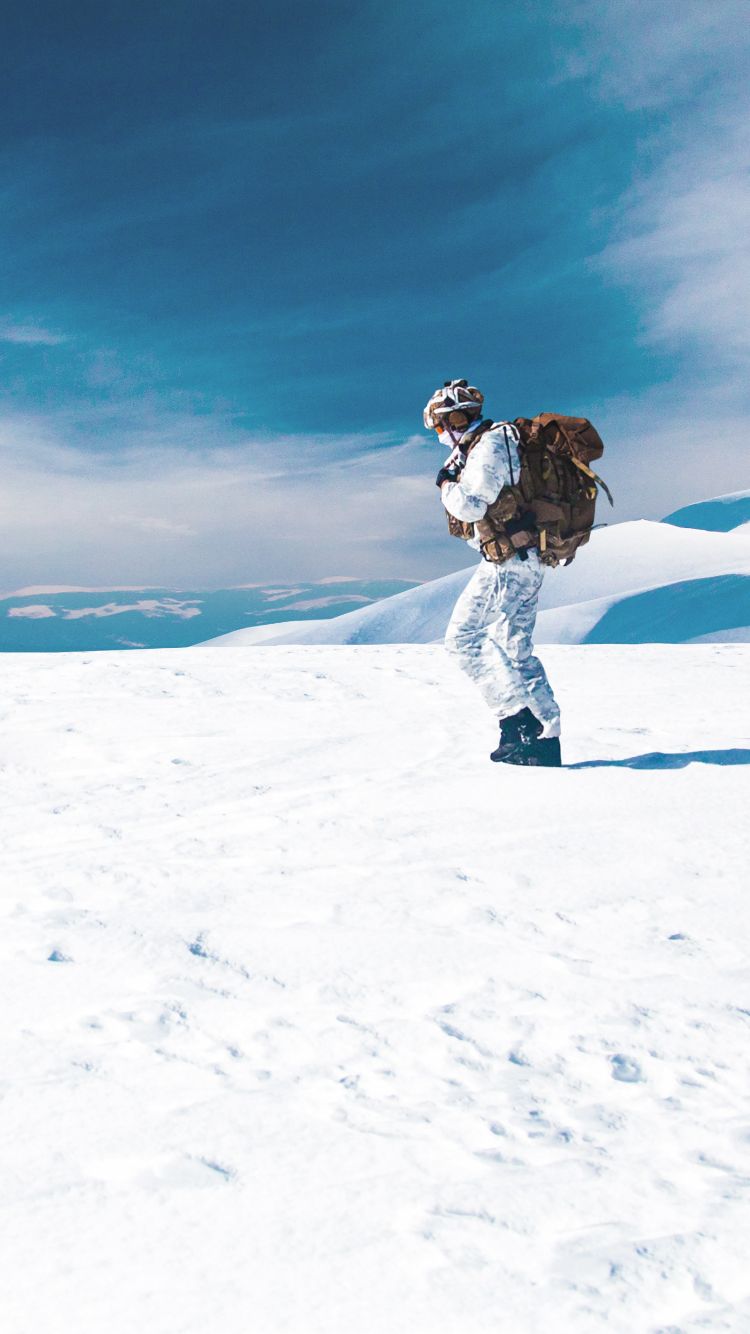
[196,1157,235,1181]
[188,937,211,958]
[610,1054,644,1083]
[508,1049,530,1067]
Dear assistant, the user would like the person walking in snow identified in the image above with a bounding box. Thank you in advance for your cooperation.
[425,379,562,767]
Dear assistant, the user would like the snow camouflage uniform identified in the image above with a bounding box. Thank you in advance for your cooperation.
[441,421,561,741]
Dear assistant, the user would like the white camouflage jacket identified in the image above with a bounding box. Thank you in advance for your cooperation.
[440,422,522,551]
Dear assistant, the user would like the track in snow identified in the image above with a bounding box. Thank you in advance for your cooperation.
[2,645,749,1334]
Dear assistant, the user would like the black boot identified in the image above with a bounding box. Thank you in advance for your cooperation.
[525,735,562,768]
[491,710,562,767]
[490,708,541,764]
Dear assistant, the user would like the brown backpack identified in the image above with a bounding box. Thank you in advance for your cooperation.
[447,413,613,567]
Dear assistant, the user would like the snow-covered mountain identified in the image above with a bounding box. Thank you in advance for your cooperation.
[5,641,749,1333]
[206,498,750,648]
[0,579,417,652]
[662,488,750,534]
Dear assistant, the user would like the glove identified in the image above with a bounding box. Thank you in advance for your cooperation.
[436,464,461,489]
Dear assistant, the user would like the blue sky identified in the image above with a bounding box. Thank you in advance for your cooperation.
[0,0,748,587]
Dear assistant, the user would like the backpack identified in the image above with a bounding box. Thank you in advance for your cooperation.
[446,413,613,567]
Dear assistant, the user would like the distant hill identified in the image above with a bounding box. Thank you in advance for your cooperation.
[0,580,417,652]
[661,489,750,533]
[204,510,750,648]
[6,490,749,653]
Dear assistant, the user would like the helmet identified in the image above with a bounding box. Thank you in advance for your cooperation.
[423,379,484,431]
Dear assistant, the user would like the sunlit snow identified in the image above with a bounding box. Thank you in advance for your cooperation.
[3,643,749,1333]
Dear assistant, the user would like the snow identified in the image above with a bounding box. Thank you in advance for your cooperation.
[3,643,750,1333]
[0,585,153,598]
[62,598,203,621]
[206,521,750,647]
[535,573,750,645]
[7,603,57,619]
[662,488,750,533]
[690,626,750,644]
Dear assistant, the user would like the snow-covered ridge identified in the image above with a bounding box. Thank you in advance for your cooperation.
[662,488,750,533]
[206,514,750,648]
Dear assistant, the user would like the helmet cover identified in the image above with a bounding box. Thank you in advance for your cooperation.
[423,379,484,431]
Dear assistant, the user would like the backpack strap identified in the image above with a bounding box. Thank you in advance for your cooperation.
[458,418,495,463]
[463,418,518,461]
[470,418,496,438]
[570,458,614,506]
[500,424,518,487]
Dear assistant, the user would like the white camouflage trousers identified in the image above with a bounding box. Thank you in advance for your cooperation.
[444,553,561,736]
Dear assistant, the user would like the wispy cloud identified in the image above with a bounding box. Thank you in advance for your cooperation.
[0,320,66,346]
[110,515,197,537]
[545,0,750,519]
[599,116,750,371]
[0,402,443,587]
[2,379,744,592]
[569,0,750,377]
[559,0,748,108]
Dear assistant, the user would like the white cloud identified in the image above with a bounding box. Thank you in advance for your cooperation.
[0,378,745,590]
[0,406,447,586]
[549,0,750,522]
[0,321,66,346]
[560,0,749,110]
[597,114,750,371]
[568,1,750,377]
[111,515,197,537]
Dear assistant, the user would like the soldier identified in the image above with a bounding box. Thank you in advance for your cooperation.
[425,379,562,767]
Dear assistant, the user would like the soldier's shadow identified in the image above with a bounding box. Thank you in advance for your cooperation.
[567,749,750,770]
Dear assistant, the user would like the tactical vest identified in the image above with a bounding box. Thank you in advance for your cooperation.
[446,414,613,567]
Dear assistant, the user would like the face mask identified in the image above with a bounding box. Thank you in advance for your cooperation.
[438,420,470,447]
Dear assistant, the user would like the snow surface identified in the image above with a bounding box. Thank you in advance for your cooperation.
[662,489,750,533]
[4,643,750,1334]
[206,521,750,648]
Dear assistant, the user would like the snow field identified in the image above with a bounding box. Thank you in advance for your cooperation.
[2,644,750,1333]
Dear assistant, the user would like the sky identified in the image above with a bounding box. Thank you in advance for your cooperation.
[0,0,748,587]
